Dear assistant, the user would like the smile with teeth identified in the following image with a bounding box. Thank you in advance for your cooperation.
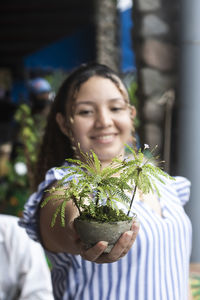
[92,134,116,142]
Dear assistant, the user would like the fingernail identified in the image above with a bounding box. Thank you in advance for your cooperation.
[133,219,140,227]
[132,223,140,233]
[125,231,133,241]
[100,241,108,249]
[135,221,140,227]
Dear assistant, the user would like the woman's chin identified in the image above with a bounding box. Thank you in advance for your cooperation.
[95,151,124,165]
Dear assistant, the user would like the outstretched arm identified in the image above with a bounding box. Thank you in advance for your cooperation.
[39,190,139,263]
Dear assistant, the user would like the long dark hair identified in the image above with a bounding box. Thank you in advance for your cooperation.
[34,62,130,189]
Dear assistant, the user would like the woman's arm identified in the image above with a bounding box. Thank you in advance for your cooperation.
[39,196,81,253]
[39,189,139,262]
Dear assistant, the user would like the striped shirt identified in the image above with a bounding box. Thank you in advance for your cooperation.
[19,163,192,300]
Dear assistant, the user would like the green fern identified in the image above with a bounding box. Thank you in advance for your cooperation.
[41,144,175,226]
[121,144,175,215]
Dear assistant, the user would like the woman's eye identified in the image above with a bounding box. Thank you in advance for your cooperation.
[111,107,124,112]
[77,109,94,116]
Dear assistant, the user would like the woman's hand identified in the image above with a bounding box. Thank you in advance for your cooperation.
[40,189,139,260]
[79,219,140,263]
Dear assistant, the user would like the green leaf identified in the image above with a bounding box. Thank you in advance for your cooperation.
[51,205,61,227]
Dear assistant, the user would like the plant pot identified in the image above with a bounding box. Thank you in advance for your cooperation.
[74,217,134,253]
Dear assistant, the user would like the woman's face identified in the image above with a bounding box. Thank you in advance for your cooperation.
[56,75,136,166]
[70,76,135,165]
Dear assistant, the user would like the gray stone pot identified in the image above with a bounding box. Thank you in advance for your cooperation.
[74,218,133,253]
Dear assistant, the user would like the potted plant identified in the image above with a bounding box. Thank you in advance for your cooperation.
[41,144,173,253]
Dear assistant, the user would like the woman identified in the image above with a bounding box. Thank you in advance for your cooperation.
[19,63,192,300]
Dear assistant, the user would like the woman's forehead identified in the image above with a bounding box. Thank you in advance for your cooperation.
[75,75,128,99]
[74,97,127,107]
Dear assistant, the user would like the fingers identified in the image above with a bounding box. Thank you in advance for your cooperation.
[80,241,108,261]
[112,231,136,259]
[98,229,137,263]
[117,221,140,259]
[131,218,140,232]
[101,230,134,263]
[80,219,140,264]
[105,219,140,262]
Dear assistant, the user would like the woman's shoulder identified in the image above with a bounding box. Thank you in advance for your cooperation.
[45,161,73,180]
[19,162,74,241]
[170,175,191,187]
[162,175,191,206]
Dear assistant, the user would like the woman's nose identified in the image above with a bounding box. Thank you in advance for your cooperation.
[94,109,113,128]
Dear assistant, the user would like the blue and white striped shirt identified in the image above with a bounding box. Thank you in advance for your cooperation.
[19,163,192,300]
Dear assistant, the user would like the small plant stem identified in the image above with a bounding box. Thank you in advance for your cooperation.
[127,168,141,216]
[72,196,82,215]
[95,184,100,206]
[95,196,99,206]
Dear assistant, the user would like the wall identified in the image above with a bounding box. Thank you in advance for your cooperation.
[132,0,178,172]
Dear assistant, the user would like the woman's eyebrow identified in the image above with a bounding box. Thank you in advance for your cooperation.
[108,97,125,102]
[75,101,94,106]
[75,98,125,105]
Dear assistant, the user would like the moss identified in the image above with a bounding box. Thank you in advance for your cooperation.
[78,205,132,222]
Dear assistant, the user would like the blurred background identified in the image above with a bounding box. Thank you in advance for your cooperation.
[0,0,199,282]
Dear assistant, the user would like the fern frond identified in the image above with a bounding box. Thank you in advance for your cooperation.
[151,180,162,198]
[137,172,154,194]
[51,205,62,227]
[65,157,97,175]
[101,165,123,178]
[143,165,166,185]
[112,190,131,206]
[91,150,101,173]
[124,143,138,159]
[40,195,52,208]
[41,193,63,208]
[61,199,68,227]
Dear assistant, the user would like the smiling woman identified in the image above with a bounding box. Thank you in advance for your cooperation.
[19,62,192,300]
[56,75,136,167]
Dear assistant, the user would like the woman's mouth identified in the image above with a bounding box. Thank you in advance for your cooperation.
[91,134,116,143]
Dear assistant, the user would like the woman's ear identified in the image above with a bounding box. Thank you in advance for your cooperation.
[129,105,136,119]
[56,113,69,137]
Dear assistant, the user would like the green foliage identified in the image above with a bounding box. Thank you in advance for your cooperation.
[14,104,46,191]
[45,70,68,94]
[0,103,46,216]
[41,144,175,227]
[42,149,133,227]
[118,145,175,215]
[15,104,43,168]
[0,158,30,217]
[128,81,138,106]
[191,275,200,299]
[0,104,34,215]
[124,74,140,129]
